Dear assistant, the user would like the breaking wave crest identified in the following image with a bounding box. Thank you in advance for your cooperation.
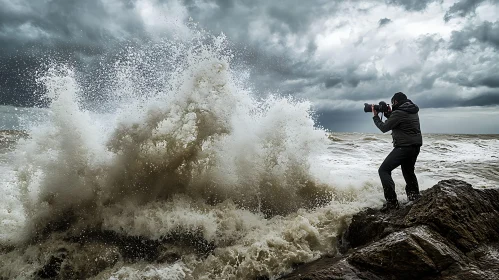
[1,34,377,279]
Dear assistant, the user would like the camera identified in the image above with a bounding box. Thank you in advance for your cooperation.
[364,101,389,113]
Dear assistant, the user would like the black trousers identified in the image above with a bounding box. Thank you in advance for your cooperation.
[378,145,420,202]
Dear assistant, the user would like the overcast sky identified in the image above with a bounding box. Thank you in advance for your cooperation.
[1,0,498,133]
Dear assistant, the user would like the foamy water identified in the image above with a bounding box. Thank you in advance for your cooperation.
[1,32,498,279]
[324,133,499,189]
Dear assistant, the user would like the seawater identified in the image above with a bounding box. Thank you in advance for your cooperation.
[1,33,498,279]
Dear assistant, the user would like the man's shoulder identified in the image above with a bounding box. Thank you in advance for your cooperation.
[389,110,403,117]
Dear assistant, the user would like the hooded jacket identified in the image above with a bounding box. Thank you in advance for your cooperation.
[373,99,423,147]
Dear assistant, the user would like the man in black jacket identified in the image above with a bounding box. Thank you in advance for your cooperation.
[371,92,423,211]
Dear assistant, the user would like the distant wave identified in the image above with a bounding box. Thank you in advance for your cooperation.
[362,136,379,141]
[328,134,344,141]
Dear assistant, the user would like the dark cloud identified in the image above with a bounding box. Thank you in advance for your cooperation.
[414,92,465,109]
[463,91,499,106]
[0,54,45,107]
[0,0,147,106]
[378,18,392,27]
[449,73,499,89]
[413,74,439,92]
[449,21,499,50]
[444,0,486,22]
[0,0,145,48]
[469,21,499,48]
[415,34,444,60]
[322,67,378,90]
[1,0,499,133]
[0,0,344,106]
[324,77,343,88]
[411,88,499,109]
[479,77,499,88]
[385,0,439,11]
[449,29,471,50]
[315,109,378,133]
[185,0,340,41]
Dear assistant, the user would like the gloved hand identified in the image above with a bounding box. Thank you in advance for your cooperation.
[384,105,392,118]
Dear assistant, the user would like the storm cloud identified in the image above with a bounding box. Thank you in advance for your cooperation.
[378,18,393,27]
[1,0,498,133]
[449,20,499,50]
[444,0,499,21]
[385,0,440,11]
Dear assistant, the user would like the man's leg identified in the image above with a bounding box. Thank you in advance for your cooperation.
[401,146,421,201]
[378,148,405,204]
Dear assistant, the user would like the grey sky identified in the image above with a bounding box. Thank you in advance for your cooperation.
[1,0,498,133]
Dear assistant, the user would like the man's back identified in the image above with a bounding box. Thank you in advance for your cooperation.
[389,100,422,147]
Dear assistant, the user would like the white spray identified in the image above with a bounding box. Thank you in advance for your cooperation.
[0,34,379,279]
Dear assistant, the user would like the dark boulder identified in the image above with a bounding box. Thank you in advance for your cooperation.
[281,180,499,280]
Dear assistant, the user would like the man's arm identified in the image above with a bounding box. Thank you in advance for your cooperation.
[373,111,401,133]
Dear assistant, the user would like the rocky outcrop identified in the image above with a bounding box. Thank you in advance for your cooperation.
[281,180,499,280]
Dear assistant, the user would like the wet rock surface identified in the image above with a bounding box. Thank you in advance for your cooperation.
[281,180,499,280]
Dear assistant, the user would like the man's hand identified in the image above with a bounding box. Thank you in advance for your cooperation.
[372,105,378,116]
[383,104,392,118]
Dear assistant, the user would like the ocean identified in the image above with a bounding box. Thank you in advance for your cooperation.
[0,34,498,280]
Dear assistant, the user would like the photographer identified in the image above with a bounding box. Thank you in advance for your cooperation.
[371,92,423,211]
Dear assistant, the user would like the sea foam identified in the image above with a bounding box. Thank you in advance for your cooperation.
[0,33,378,279]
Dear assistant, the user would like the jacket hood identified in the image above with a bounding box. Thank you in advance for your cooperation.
[393,99,419,114]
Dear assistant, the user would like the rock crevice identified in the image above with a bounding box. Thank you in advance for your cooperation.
[281,180,499,280]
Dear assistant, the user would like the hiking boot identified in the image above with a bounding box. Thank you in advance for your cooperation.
[404,200,415,207]
[407,193,421,202]
[380,200,400,212]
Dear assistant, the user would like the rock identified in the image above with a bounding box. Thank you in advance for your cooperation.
[345,180,499,253]
[281,257,384,280]
[348,226,466,279]
[280,180,499,280]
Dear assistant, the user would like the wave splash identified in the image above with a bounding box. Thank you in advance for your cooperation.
[1,34,373,279]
